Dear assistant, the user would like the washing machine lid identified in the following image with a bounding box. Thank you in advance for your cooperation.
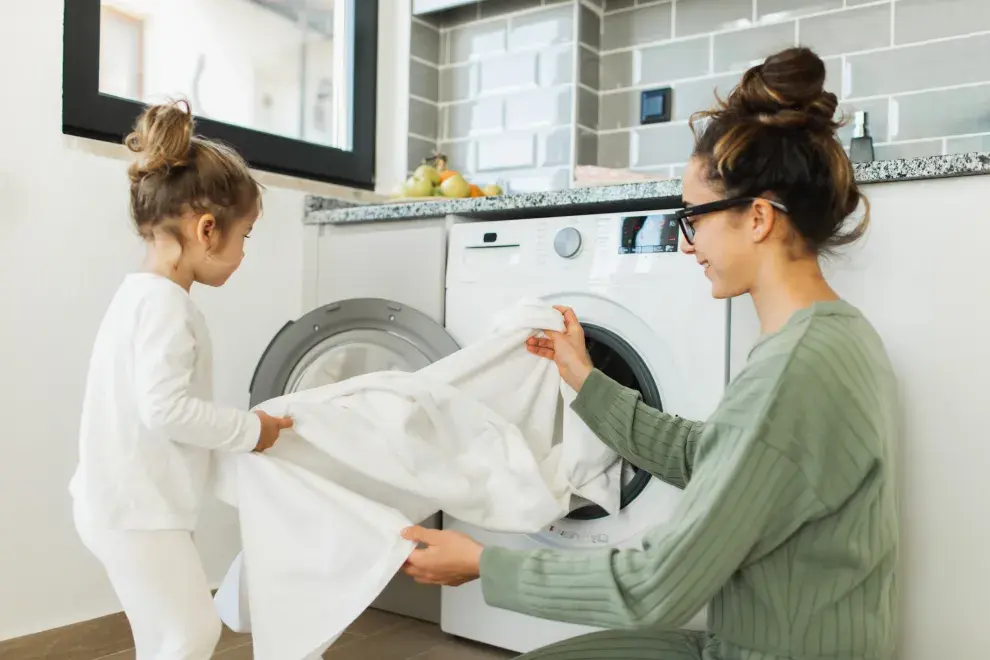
[249,298,459,407]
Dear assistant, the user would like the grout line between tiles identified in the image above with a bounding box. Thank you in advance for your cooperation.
[593,1,966,58]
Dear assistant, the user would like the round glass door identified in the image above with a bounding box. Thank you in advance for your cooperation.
[285,329,434,393]
[565,323,661,521]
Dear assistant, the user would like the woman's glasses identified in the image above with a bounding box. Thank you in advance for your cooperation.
[674,197,789,244]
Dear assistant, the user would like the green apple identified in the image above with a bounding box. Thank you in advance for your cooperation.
[413,165,442,186]
[441,174,471,198]
[405,175,434,197]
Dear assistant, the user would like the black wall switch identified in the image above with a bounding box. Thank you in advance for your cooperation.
[641,87,672,125]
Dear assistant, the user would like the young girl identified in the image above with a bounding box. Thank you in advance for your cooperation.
[70,100,292,659]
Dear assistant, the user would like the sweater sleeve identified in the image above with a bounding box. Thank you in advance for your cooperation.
[132,294,261,453]
[571,368,704,489]
[479,418,825,629]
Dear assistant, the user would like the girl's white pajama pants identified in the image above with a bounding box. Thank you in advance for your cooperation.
[75,520,222,660]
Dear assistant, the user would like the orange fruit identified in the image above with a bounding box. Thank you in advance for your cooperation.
[469,184,484,197]
[439,170,460,182]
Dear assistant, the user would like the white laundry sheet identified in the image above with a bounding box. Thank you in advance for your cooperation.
[212,301,622,660]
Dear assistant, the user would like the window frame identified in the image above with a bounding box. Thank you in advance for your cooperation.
[62,0,379,190]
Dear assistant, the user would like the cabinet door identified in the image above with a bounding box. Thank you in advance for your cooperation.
[732,175,990,660]
[413,0,478,16]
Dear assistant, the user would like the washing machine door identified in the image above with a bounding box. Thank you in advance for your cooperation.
[531,293,686,551]
[248,297,459,624]
[250,297,459,406]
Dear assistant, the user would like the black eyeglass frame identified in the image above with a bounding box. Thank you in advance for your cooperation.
[674,197,789,244]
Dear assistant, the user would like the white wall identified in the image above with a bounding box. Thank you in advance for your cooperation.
[731,174,990,660]
[0,0,406,641]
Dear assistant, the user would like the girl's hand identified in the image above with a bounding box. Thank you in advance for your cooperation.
[400,526,483,586]
[253,411,293,452]
[526,305,594,392]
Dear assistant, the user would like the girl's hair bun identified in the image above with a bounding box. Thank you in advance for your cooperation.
[125,99,195,182]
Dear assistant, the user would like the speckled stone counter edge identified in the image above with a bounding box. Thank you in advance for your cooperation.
[304,151,990,225]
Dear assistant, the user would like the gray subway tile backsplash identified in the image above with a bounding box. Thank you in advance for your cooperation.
[508,4,575,51]
[600,50,633,90]
[757,0,841,20]
[598,130,631,168]
[894,0,990,46]
[505,87,573,129]
[638,36,712,85]
[580,5,601,49]
[846,33,990,97]
[409,97,439,140]
[446,19,508,64]
[874,140,944,161]
[946,134,990,155]
[577,128,598,165]
[440,64,474,103]
[411,21,441,64]
[580,45,601,90]
[540,44,576,87]
[578,88,599,129]
[414,0,990,186]
[798,4,891,58]
[891,84,990,141]
[541,127,574,167]
[676,0,752,38]
[602,2,672,51]
[714,21,796,73]
[410,59,440,102]
[632,123,697,168]
[476,131,538,170]
[445,97,504,139]
[599,90,639,130]
[478,51,540,93]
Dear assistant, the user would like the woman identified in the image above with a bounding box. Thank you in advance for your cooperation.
[401,47,898,660]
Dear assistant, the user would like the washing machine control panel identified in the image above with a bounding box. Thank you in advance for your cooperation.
[553,226,582,258]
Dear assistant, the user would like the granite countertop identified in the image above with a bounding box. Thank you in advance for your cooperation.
[304,151,990,225]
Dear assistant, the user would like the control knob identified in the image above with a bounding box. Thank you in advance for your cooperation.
[553,227,582,259]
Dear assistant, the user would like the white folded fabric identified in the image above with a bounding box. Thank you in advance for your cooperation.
[212,300,621,660]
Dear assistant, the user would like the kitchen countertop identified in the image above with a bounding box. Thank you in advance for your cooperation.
[304,151,990,225]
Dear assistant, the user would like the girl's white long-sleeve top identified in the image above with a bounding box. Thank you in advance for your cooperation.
[70,273,261,530]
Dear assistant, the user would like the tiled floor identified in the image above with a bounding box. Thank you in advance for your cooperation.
[0,607,515,659]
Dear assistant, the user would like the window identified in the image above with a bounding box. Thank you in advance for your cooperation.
[63,0,378,189]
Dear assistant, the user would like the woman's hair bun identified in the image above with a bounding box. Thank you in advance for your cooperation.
[724,47,839,132]
[125,99,195,181]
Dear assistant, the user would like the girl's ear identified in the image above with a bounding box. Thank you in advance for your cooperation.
[195,213,217,247]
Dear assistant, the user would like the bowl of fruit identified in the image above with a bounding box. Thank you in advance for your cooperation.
[395,153,503,200]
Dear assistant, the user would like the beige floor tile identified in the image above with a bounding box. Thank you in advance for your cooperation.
[411,638,516,659]
[343,607,413,637]
[0,614,133,660]
[323,618,451,660]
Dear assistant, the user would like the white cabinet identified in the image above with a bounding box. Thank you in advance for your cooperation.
[412,0,478,15]
[730,174,990,660]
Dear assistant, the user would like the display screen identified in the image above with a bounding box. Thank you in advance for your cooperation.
[619,214,679,254]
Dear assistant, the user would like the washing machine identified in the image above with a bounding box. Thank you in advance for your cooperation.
[441,212,729,653]
[248,219,460,623]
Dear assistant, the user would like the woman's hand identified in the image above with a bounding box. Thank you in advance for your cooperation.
[400,526,484,586]
[526,305,594,392]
